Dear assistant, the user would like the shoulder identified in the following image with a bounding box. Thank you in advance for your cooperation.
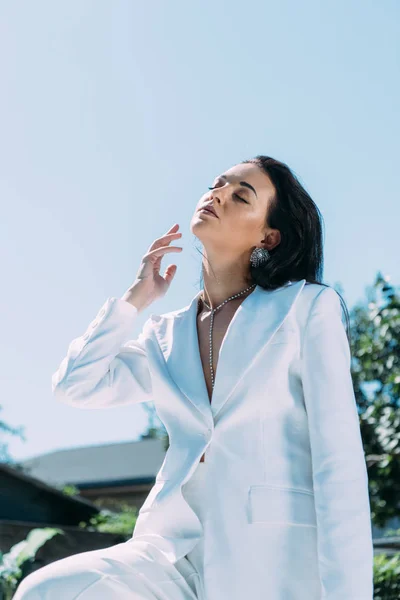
[302,282,341,310]
[296,283,343,329]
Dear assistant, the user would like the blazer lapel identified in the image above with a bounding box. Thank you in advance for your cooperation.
[150,279,306,423]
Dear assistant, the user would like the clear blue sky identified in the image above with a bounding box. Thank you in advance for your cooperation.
[1,1,398,462]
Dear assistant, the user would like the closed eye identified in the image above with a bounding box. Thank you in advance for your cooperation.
[207,186,249,204]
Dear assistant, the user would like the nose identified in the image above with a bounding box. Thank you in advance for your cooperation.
[209,184,228,203]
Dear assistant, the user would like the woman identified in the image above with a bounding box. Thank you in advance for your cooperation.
[15,156,374,600]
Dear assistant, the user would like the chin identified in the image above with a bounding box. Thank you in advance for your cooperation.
[190,215,215,237]
[190,223,223,253]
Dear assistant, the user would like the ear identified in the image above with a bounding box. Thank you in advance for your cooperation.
[262,228,281,250]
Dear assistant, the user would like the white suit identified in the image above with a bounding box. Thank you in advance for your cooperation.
[17,279,374,600]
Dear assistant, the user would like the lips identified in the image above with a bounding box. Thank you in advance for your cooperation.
[199,205,218,218]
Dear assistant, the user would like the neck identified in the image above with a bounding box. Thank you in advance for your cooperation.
[200,259,255,309]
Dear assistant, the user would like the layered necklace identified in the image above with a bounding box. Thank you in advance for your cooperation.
[197,283,257,391]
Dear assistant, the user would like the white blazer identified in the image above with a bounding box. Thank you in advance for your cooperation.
[52,278,374,600]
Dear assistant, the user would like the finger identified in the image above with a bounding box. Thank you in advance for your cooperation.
[148,245,182,257]
[148,232,182,252]
[161,224,179,241]
[164,264,177,284]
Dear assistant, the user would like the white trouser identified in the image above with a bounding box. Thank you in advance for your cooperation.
[13,463,208,600]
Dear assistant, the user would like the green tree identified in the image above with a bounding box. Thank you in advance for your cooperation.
[350,272,400,529]
[0,406,25,463]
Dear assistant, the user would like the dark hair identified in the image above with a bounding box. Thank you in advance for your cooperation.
[240,155,351,345]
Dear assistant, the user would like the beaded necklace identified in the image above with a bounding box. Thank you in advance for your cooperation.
[197,283,257,391]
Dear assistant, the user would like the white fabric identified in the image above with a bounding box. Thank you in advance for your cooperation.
[13,538,202,599]
[28,279,373,599]
[14,464,208,600]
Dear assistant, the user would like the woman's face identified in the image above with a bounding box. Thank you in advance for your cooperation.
[190,163,280,256]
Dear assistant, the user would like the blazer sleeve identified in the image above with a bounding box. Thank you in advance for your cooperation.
[301,286,374,600]
[52,297,153,409]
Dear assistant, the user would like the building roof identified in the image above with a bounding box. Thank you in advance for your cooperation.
[0,462,99,525]
[20,438,167,488]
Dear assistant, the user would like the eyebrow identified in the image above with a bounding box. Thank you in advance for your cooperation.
[220,174,258,198]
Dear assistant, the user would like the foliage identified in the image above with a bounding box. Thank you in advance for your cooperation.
[59,484,80,497]
[0,406,25,464]
[373,552,400,599]
[349,273,400,528]
[78,503,138,537]
[0,528,63,599]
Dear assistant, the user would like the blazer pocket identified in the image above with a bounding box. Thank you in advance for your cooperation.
[248,484,317,527]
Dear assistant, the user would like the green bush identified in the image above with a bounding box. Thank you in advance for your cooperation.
[373,552,400,599]
[78,502,138,537]
[0,528,63,599]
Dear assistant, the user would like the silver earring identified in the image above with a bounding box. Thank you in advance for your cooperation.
[250,247,270,267]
